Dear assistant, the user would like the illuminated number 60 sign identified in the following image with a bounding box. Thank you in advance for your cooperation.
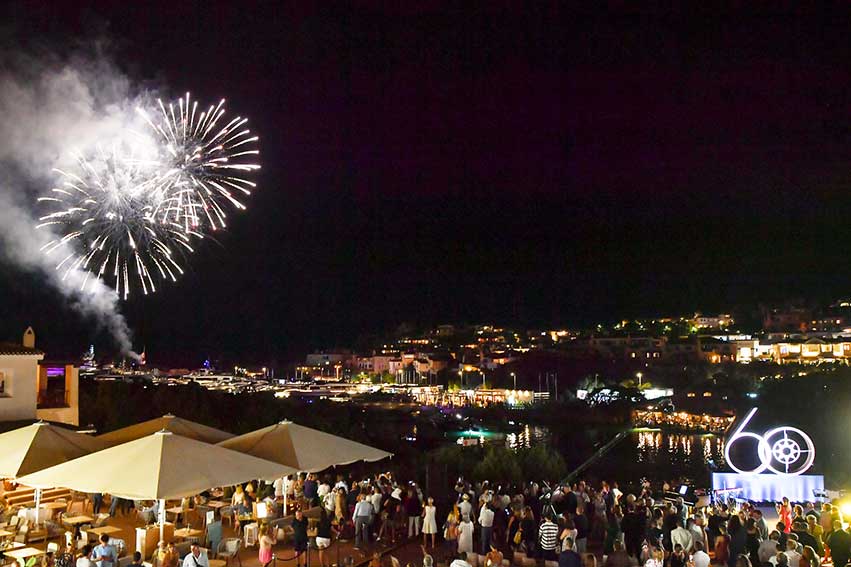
[724,408,815,476]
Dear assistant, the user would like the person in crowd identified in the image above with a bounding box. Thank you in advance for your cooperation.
[459,494,473,520]
[784,539,802,567]
[539,514,560,561]
[828,520,851,567]
[92,535,116,567]
[479,500,495,554]
[412,495,431,548]
[182,544,208,567]
[450,552,472,567]
[714,523,730,565]
[521,506,537,554]
[126,553,142,567]
[791,519,818,554]
[727,516,747,567]
[76,545,95,567]
[560,516,578,552]
[91,494,103,515]
[485,544,503,567]
[316,507,335,567]
[257,524,276,567]
[292,509,309,567]
[820,504,834,537]
[445,504,460,554]
[805,515,824,555]
[666,544,687,567]
[800,546,819,567]
[457,514,474,555]
[559,538,582,567]
[574,504,589,554]
[671,519,693,554]
[692,541,710,567]
[734,555,752,567]
[688,517,706,554]
[746,519,763,567]
[406,488,422,538]
[777,499,793,534]
[604,540,635,567]
[621,504,645,558]
[354,493,374,548]
[759,530,781,564]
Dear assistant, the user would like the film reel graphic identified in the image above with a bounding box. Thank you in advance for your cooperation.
[723,408,815,476]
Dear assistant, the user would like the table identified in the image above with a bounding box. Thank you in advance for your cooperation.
[62,515,93,537]
[6,547,44,567]
[165,506,185,522]
[0,542,24,555]
[206,501,227,510]
[63,515,93,526]
[87,525,123,538]
[38,501,67,523]
[173,528,204,540]
[0,530,13,538]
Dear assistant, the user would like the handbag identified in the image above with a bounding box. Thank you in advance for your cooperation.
[513,528,523,545]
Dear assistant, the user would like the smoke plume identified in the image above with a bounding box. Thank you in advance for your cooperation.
[0,50,147,356]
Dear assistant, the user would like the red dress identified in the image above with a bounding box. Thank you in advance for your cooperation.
[778,505,792,533]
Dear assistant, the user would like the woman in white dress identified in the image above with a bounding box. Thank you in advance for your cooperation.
[422,497,438,548]
[457,514,474,555]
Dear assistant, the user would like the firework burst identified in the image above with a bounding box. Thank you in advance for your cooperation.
[137,93,260,233]
[36,93,260,298]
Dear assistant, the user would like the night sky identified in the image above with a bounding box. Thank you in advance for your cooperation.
[3,5,851,364]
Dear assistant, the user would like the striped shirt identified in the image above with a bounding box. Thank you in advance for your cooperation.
[540,521,560,551]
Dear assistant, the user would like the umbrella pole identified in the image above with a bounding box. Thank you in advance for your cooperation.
[159,498,166,541]
[35,487,41,527]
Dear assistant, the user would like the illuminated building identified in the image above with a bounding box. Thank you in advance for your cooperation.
[0,327,80,426]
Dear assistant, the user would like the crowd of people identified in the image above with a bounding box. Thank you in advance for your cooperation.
[274,472,851,567]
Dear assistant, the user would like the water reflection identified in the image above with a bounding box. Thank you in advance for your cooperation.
[635,430,724,464]
[505,425,550,449]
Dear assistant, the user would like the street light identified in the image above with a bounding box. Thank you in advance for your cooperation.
[511,372,516,390]
[636,372,643,387]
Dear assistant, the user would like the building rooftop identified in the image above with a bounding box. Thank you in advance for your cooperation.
[0,343,44,356]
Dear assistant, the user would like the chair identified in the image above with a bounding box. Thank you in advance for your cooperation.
[92,513,110,528]
[205,521,222,558]
[111,538,126,557]
[216,538,242,567]
[47,542,60,553]
[219,506,234,528]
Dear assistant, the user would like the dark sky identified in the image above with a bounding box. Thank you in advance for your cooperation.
[3,5,851,364]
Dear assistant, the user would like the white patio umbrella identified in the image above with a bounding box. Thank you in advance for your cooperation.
[218,420,392,512]
[96,414,234,446]
[0,421,107,525]
[19,430,296,539]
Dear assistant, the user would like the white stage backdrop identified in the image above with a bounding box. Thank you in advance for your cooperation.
[712,473,824,502]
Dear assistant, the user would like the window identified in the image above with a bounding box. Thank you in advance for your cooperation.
[0,370,9,397]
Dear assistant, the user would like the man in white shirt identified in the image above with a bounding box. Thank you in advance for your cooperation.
[354,494,374,547]
[691,541,710,567]
[671,520,694,553]
[76,545,95,567]
[759,531,781,564]
[450,552,472,567]
[182,544,209,567]
[479,504,495,554]
[458,494,472,520]
[784,540,802,567]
